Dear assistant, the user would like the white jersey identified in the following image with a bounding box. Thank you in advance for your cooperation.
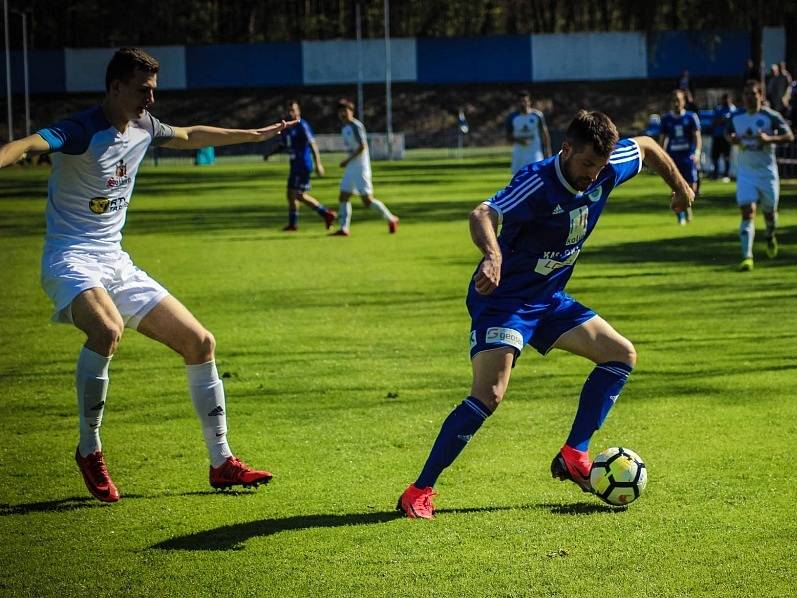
[341,118,371,173]
[37,106,175,252]
[727,107,792,179]
[506,110,547,174]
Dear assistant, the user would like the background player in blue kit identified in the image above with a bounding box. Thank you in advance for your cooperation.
[711,93,736,181]
[278,100,335,231]
[397,110,694,519]
[659,89,702,225]
[0,48,293,503]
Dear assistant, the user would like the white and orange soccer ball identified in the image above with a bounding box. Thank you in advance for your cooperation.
[590,447,647,506]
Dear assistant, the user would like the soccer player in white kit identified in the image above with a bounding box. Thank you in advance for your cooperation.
[726,80,794,271]
[506,91,552,175]
[0,48,297,503]
[330,99,399,236]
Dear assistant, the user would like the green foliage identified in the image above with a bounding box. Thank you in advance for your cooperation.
[8,0,795,49]
[1,155,796,596]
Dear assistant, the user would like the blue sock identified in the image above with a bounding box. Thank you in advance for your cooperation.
[415,397,491,489]
[289,209,298,227]
[314,204,327,215]
[566,361,633,452]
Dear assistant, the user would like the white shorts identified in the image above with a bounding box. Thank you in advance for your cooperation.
[40,247,169,328]
[736,175,779,211]
[511,145,544,175]
[340,166,373,196]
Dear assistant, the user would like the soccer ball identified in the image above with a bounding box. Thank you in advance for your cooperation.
[590,447,647,506]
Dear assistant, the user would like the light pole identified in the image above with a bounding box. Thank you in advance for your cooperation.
[3,0,12,141]
[383,0,393,160]
[10,9,28,137]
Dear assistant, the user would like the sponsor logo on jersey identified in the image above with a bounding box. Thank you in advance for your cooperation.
[485,327,523,350]
[588,185,602,203]
[88,196,129,214]
[534,248,581,275]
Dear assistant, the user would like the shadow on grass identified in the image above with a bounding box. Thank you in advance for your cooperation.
[0,494,142,515]
[151,501,617,551]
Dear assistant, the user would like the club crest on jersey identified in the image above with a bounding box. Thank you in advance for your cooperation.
[107,159,131,189]
[485,327,523,350]
[588,185,602,203]
[89,197,110,214]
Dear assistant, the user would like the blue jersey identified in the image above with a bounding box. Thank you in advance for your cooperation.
[477,139,642,302]
[712,104,736,138]
[660,111,700,156]
[281,119,315,172]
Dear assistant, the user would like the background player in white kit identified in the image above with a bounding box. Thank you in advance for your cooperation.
[330,99,399,236]
[726,80,794,271]
[506,91,552,175]
[0,48,296,503]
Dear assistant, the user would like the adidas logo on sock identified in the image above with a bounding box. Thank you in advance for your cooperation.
[90,401,105,411]
[457,434,474,443]
[552,204,564,215]
[207,406,225,416]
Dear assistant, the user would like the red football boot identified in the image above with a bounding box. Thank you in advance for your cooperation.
[75,447,120,503]
[550,444,593,493]
[209,456,273,490]
[329,229,350,237]
[282,224,298,232]
[388,216,399,234]
[324,210,337,230]
[396,484,437,519]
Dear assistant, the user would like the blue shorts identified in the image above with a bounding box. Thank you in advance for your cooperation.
[467,290,596,364]
[672,155,698,184]
[287,169,311,192]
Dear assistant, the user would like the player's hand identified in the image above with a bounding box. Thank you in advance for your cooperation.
[692,154,700,165]
[758,131,773,143]
[253,119,300,140]
[474,255,501,295]
[316,164,325,177]
[339,159,348,168]
[670,186,695,213]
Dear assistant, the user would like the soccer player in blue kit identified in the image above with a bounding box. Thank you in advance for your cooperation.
[660,89,702,225]
[0,48,295,503]
[278,100,335,231]
[397,110,695,519]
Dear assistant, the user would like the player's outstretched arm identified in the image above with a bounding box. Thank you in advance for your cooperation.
[632,135,695,214]
[162,119,299,150]
[469,203,502,295]
[0,134,50,169]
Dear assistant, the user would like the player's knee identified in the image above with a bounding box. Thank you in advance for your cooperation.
[183,329,216,362]
[88,320,124,354]
[607,338,636,368]
[741,204,755,219]
[763,210,776,222]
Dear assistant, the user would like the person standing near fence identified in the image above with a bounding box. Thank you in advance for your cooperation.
[711,93,736,181]
[726,80,794,271]
[506,91,552,175]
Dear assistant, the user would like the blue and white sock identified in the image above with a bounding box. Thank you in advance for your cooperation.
[338,201,352,231]
[740,218,754,258]
[368,198,394,220]
[415,396,491,488]
[566,361,633,452]
[314,204,328,216]
[288,208,298,227]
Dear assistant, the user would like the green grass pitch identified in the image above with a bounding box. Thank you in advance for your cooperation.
[1,153,796,596]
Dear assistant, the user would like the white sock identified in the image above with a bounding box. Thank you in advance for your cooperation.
[739,218,755,258]
[339,201,352,231]
[186,361,233,468]
[76,347,112,457]
[368,198,394,220]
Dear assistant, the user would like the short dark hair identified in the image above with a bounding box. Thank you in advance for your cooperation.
[337,98,355,111]
[565,110,619,157]
[518,90,531,99]
[105,47,159,92]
